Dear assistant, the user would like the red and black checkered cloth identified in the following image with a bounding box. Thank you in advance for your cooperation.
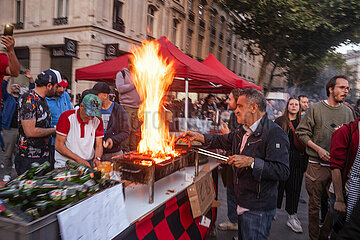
[115,170,218,240]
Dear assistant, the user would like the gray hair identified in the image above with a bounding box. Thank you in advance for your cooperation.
[239,88,266,112]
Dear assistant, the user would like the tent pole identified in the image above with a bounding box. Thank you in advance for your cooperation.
[185,79,189,131]
[73,80,77,106]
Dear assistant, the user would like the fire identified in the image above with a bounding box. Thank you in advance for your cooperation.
[130,40,180,163]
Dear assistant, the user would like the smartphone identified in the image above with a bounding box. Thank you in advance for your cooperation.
[3,24,14,36]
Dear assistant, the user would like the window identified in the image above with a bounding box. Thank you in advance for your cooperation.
[147,6,156,36]
[226,51,231,68]
[113,0,124,32]
[15,0,25,29]
[232,54,236,71]
[219,16,225,40]
[172,19,179,45]
[218,46,223,59]
[198,3,204,18]
[57,0,69,18]
[197,35,204,59]
[238,57,243,75]
[210,9,216,36]
[186,29,193,54]
[188,0,193,11]
[210,41,215,54]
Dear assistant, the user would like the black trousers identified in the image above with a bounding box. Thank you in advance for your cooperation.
[14,154,50,175]
[277,149,307,215]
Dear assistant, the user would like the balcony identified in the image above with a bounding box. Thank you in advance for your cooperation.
[113,19,125,33]
[53,17,68,25]
[14,22,24,30]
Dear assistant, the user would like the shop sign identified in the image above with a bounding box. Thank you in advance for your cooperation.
[105,43,120,60]
[51,47,65,57]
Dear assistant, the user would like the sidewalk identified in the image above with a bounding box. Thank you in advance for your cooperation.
[209,173,309,240]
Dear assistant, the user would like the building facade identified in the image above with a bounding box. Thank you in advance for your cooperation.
[343,50,360,98]
[0,0,281,101]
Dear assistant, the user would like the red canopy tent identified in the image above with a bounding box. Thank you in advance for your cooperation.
[202,53,262,92]
[75,37,234,93]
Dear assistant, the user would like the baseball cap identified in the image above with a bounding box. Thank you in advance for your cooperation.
[93,82,111,94]
[81,94,102,118]
[58,79,68,88]
[36,69,62,85]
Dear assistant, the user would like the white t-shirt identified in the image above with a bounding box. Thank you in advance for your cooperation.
[54,109,104,168]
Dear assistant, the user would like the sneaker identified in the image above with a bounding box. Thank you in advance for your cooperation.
[286,214,303,233]
[273,212,278,221]
[217,221,238,231]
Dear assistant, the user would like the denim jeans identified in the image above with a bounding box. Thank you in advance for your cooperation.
[238,208,276,240]
[227,187,238,223]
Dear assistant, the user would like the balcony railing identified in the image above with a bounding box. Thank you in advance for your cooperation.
[53,17,68,25]
[113,19,125,33]
[14,22,24,29]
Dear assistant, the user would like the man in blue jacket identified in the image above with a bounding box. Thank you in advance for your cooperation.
[1,70,34,178]
[93,82,130,160]
[182,88,290,240]
[46,72,72,169]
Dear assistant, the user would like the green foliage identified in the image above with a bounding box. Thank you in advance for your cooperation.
[221,0,360,89]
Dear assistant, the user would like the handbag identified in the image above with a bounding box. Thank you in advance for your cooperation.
[289,120,306,152]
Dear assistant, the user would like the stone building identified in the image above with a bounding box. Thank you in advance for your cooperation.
[343,50,360,98]
[0,0,281,100]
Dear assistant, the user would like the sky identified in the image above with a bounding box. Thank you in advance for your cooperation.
[336,43,360,54]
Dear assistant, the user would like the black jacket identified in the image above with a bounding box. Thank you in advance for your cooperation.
[204,114,290,211]
[104,102,130,154]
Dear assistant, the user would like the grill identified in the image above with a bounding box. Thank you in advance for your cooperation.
[113,150,200,203]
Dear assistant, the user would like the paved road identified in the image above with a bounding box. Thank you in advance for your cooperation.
[209,172,309,240]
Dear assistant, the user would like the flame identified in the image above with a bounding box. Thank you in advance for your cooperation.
[130,40,179,163]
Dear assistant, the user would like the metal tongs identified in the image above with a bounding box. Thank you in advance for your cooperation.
[176,135,228,162]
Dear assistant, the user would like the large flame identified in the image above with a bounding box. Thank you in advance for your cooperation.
[130,40,179,163]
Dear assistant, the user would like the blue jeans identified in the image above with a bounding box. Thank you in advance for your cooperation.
[238,209,276,240]
[227,187,238,223]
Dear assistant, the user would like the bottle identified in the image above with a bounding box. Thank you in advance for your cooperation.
[66,160,102,180]
[0,199,33,222]
[52,170,81,182]
[6,162,40,186]
[87,184,101,195]
[27,161,50,179]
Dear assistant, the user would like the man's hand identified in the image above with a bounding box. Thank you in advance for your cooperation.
[334,201,346,215]
[1,36,15,52]
[78,159,91,168]
[93,159,101,168]
[103,138,113,149]
[227,155,254,168]
[180,131,205,144]
[317,147,330,161]
[24,69,34,83]
[220,121,230,134]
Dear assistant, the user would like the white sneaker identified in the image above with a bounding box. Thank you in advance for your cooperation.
[217,221,238,231]
[286,214,303,233]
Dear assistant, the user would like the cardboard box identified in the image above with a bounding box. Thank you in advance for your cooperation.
[187,165,215,218]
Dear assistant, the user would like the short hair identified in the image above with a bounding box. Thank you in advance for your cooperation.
[239,88,266,112]
[61,74,69,81]
[325,75,348,97]
[231,88,243,102]
[298,95,308,100]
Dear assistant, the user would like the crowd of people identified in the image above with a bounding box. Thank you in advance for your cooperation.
[2,35,360,240]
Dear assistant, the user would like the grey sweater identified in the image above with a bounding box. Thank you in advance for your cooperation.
[296,101,355,164]
[115,68,141,108]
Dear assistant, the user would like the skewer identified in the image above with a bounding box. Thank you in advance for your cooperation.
[195,148,228,162]
[196,148,229,161]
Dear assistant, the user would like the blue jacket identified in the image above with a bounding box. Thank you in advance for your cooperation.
[204,114,290,211]
[1,80,35,130]
[46,92,72,145]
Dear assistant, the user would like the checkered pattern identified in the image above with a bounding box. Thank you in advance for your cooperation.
[115,169,218,240]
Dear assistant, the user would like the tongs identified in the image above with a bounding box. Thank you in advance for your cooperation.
[176,136,228,162]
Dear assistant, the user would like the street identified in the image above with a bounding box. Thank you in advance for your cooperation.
[210,171,309,240]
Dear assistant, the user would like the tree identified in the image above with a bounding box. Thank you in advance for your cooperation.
[220,0,360,92]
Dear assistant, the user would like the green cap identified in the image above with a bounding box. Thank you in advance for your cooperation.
[81,94,102,118]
